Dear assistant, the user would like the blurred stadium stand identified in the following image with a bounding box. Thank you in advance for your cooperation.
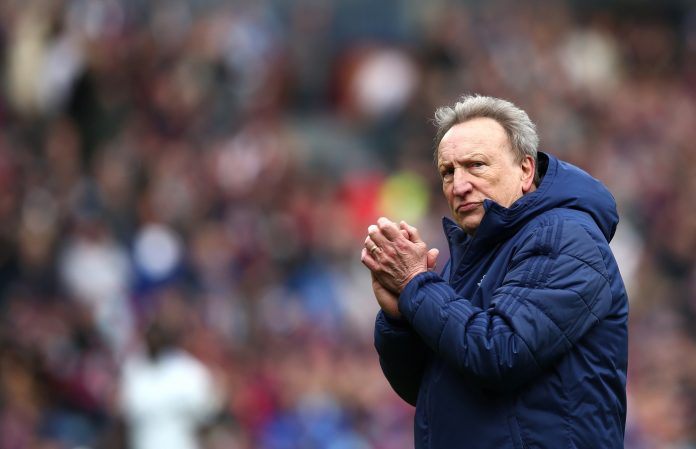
[0,0,695,448]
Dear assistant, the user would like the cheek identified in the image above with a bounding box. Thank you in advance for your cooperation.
[443,183,452,201]
[498,178,524,206]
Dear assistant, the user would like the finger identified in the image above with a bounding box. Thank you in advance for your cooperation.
[364,235,375,249]
[360,248,380,272]
[364,236,382,257]
[400,221,423,243]
[426,248,439,270]
[377,217,403,241]
[399,222,413,241]
[368,224,390,247]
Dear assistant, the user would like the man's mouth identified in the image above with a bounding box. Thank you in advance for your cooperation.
[456,202,482,213]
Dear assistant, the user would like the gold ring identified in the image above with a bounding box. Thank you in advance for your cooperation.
[369,244,379,254]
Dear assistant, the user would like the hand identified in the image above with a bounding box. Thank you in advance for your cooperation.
[362,222,440,318]
[370,271,401,318]
[404,223,440,273]
[363,226,439,319]
[361,217,438,294]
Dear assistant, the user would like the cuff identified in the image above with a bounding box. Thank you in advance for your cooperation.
[399,271,442,321]
[377,309,411,330]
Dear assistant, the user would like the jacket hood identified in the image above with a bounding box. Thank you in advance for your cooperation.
[443,152,619,250]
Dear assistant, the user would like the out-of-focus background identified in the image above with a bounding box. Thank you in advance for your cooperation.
[0,0,695,448]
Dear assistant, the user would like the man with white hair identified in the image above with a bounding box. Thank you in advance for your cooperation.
[362,95,628,448]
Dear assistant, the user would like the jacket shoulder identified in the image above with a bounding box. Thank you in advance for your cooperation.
[511,208,611,283]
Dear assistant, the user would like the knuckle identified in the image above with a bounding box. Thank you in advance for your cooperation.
[394,240,409,251]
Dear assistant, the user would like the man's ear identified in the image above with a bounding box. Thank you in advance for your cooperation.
[521,155,536,193]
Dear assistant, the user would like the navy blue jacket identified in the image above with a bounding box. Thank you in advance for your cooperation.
[374,153,628,449]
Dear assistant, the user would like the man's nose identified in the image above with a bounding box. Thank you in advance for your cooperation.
[452,168,473,196]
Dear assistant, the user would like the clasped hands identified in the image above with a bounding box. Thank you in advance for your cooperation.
[361,217,439,318]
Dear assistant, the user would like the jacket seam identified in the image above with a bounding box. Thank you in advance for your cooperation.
[515,294,574,352]
[435,302,452,354]
[562,368,573,449]
[562,218,612,284]
[562,252,611,286]
[564,286,602,340]
[520,214,610,289]
[495,297,544,371]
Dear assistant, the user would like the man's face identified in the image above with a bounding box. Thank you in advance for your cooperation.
[437,117,536,235]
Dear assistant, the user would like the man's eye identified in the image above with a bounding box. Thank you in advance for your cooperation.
[440,168,454,179]
[470,162,485,169]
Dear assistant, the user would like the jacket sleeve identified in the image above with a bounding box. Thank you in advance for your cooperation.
[398,217,613,392]
[374,310,429,405]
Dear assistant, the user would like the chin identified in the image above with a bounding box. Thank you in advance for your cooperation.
[453,212,483,235]
[456,218,481,235]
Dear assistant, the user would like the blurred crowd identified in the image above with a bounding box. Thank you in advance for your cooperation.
[0,0,695,448]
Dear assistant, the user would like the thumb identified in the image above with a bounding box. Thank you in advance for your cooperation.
[427,248,439,270]
[400,220,423,243]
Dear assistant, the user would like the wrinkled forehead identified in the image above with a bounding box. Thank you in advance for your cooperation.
[437,118,514,162]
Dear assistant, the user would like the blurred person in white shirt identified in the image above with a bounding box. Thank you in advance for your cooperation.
[118,321,222,449]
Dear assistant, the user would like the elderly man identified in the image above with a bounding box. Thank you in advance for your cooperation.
[361,95,628,449]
